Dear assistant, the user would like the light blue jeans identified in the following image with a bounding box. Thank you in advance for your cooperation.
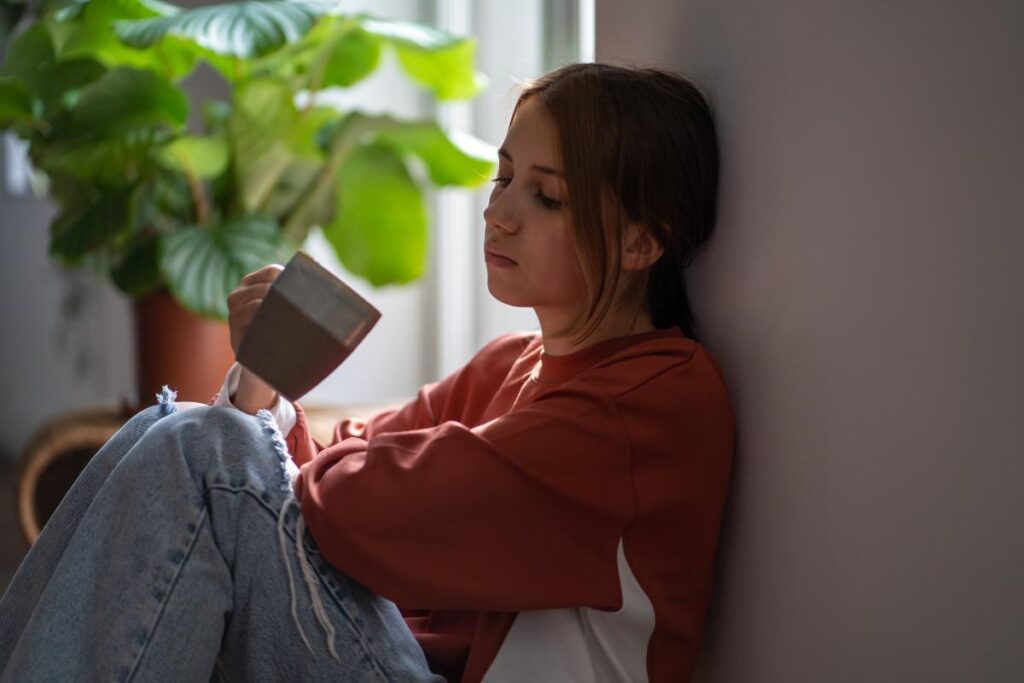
[0,390,443,682]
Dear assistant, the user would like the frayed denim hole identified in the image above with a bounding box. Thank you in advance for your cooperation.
[255,408,298,492]
[157,385,179,416]
[257,411,334,657]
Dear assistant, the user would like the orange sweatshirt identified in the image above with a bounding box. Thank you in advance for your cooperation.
[285,327,735,682]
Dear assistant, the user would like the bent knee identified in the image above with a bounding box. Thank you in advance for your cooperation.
[160,404,263,442]
[152,406,294,482]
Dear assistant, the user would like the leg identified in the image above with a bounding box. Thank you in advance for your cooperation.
[0,388,184,660]
[0,401,442,682]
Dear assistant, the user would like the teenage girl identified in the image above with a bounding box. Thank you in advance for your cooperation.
[0,62,734,683]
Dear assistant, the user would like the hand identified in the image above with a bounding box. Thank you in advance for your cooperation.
[227,264,284,357]
[227,264,284,414]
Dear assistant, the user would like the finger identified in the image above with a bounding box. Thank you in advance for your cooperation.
[237,298,263,321]
[240,264,284,286]
[227,282,273,309]
[233,300,265,341]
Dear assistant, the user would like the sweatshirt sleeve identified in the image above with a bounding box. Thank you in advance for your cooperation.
[286,369,457,468]
[292,386,637,612]
[285,332,530,468]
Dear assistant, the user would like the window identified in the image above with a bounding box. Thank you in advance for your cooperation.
[305,0,593,405]
[431,0,595,377]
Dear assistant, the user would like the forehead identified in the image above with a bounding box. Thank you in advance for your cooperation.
[503,96,560,163]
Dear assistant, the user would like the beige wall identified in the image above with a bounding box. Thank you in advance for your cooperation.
[597,1,1024,680]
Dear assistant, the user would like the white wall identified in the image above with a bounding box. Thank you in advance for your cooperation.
[0,190,135,463]
[597,0,1024,680]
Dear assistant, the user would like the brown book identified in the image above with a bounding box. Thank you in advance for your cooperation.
[236,251,381,401]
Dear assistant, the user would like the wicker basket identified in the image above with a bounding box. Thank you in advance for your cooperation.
[16,405,128,546]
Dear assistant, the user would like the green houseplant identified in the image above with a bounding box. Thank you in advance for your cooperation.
[0,0,493,319]
[0,0,493,403]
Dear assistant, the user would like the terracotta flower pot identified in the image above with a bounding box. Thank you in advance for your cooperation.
[133,290,235,408]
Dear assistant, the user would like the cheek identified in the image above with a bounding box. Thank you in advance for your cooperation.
[543,230,587,290]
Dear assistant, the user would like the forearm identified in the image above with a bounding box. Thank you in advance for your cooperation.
[232,367,279,415]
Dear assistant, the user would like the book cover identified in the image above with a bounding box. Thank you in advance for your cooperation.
[236,251,381,401]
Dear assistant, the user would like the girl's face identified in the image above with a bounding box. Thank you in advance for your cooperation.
[483,97,587,317]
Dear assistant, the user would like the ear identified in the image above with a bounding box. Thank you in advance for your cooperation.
[621,223,664,271]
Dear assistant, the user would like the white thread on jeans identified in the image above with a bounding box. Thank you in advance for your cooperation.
[296,514,340,660]
[277,497,314,654]
[259,410,340,660]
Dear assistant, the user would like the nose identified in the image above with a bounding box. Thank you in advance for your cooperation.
[483,187,519,235]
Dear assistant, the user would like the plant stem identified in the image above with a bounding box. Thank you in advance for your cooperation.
[301,18,359,113]
[186,168,209,225]
[302,53,326,116]
[280,113,375,244]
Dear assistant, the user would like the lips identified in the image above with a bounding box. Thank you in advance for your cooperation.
[485,245,517,264]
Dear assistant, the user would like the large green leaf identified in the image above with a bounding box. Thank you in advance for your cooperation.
[319,24,381,88]
[52,0,177,24]
[0,79,33,125]
[49,185,134,263]
[110,234,161,296]
[156,134,229,179]
[34,58,108,116]
[0,24,55,81]
[131,168,193,231]
[159,214,285,319]
[361,18,485,100]
[51,0,198,81]
[0,28,108,121]
[115,0,335,60]
[373,119,494,187]
[260,157,334,226]
[248,16,379,89]
[34,129,169,182]
[228,78,298,210]
[325,142,427,285]
[59,67,187,141]
[285,105,338,159]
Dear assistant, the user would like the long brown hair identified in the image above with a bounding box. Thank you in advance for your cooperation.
[515,63,719,344]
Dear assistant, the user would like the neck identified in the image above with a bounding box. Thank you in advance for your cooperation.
[536,306,655,356]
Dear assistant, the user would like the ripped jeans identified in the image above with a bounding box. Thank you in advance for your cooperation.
[0,390,443,682]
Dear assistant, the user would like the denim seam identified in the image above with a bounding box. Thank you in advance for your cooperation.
[293,532,392,683]
[206,486,391,682]
[124,507,208,683]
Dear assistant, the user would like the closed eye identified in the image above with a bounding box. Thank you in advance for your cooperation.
[535,190,563,210]
[491,176,564,211]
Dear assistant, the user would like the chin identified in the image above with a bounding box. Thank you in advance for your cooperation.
[486,278,531,308]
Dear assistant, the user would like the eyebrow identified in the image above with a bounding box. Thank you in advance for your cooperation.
[498,147,564,176]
